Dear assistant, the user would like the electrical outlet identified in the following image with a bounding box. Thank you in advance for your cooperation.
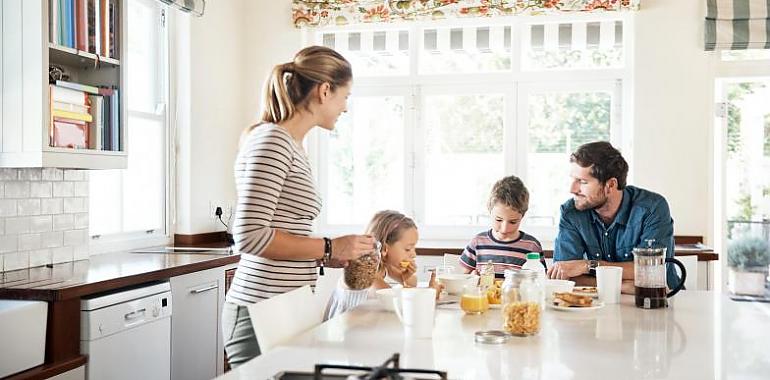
[209,200,235,221]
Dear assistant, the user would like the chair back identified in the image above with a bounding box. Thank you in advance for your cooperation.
[247,285,323,353]
[443,253,466,274]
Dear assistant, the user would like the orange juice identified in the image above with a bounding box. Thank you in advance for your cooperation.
[460,294,489,314]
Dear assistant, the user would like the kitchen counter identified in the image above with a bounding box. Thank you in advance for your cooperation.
[0,249,239,380]
[0,250,239,301]
[218,291,770,380]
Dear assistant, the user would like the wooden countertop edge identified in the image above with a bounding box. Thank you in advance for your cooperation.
[416,248,719,261]
[3,355,87,380]
[0,255,240,302]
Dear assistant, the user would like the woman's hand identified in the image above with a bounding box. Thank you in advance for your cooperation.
[331,235,376,262]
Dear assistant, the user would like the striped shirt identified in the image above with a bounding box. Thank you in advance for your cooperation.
[225,124,322,306]
[459,230,544,278]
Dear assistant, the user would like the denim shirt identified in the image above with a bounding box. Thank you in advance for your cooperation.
[553,186,681,290]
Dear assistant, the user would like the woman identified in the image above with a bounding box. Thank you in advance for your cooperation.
[222,46,375,367]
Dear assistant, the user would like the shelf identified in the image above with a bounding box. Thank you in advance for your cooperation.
[49,43,120,68]
[0,148,127,170]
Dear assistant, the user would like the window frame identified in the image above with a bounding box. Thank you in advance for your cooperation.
[89,0,173,254]
[306,13,633,246]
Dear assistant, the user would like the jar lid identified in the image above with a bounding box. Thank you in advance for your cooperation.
[474,330,512,344]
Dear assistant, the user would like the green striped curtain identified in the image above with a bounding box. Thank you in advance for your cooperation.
[705,0,770,50]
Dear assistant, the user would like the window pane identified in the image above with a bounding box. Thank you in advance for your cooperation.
[326,96,405,224]
[419,26,512,74]
[89,171,122,235]
[126,0,161,113]
[526,91,612,226]
[523,20,624,70]
[721,49,770,61]
[320,30,409,76]
[725,81,770,241]
[122,115,165,231]
[424,94,504,225]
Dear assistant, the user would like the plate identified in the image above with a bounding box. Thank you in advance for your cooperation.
[572,286,599,298]
[489,303,501,309]
[547,300,604,312]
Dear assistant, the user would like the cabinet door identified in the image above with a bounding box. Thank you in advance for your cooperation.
[170,268,223,380]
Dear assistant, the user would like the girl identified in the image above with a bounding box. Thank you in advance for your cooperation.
[222,46,376,368]
[325,210,441,320]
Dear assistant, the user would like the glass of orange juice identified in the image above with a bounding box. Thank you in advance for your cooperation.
[460,284,489,315]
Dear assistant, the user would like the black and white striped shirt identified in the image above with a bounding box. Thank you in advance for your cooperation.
[226,124,322,305]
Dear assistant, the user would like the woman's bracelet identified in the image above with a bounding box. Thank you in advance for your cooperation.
[319,237,332,275]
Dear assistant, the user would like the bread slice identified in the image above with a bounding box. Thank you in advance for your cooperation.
[554,292,594,307]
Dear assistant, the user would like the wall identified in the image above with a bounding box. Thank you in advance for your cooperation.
[632,0,714,243]
[0,169,89,271]
[174,0,250,234]
[174,0,301,235]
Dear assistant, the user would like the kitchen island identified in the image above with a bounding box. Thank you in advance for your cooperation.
[219,291,769,380]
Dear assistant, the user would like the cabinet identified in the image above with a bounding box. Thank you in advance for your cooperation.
[0,0,126,169]
[170,265,234,380]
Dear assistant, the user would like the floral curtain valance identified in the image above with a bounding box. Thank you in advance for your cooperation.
[705,0,770,50]
[292,0,641,28]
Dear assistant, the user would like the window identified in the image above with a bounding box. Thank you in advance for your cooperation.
[89,0,170,249]
[309,15,630,243]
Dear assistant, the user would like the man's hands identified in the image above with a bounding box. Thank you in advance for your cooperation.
[547,260,588,280]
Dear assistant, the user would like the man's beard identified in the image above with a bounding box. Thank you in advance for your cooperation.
[574,192,607,211]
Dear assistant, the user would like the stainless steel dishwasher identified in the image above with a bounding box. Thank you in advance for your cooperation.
[80,282,173,380]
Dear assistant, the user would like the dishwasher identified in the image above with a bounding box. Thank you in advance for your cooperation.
[80,281,173,380]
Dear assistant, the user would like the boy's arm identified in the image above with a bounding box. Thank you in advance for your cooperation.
[459,238,478,273]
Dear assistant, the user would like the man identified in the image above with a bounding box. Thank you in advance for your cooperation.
[547,141,680,293]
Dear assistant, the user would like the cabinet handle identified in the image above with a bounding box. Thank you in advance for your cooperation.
[190,284,217,294]
[124,308,146,321]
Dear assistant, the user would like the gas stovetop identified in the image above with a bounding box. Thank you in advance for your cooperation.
[271,353,447,380]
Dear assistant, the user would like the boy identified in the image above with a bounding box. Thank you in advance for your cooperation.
[460,176,545,278]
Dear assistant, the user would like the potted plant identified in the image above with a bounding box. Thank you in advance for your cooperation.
[727,236,770,296]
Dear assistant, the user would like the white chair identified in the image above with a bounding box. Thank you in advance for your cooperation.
[676,255,698,290]
[443,253,466,274]
[247,285,323,353]
[314,267,343,307]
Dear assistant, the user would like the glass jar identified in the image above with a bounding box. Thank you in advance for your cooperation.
[460,284,490,315]
[502,269,542,336]
[501,269,520,305]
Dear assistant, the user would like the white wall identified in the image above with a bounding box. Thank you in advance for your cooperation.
[632,0,714,243]
[174,0,717,243]
[174,0,248,234]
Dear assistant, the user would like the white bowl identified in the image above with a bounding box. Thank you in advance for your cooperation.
[545,279,576,299]
[375,288,396,311]
[437,274,479,295]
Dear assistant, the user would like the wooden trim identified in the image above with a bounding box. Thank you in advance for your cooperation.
[45,299,81,363]
[174,232,230,247]
[4,355,87,380]
[674,235,703,244]
[417,245,718,262]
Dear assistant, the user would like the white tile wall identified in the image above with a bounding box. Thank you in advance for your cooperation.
[0,169,89,271]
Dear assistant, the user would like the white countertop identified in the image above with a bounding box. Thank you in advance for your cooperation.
[218,291,770,380]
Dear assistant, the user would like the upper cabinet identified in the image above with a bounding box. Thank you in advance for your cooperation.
[0,0,126,169]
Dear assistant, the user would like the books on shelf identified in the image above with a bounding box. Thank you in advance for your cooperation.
[49,0,118,59]
[49,82,120,151]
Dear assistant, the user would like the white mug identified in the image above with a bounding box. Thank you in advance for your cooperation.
[596,266,623,304]
[393,288,436,339]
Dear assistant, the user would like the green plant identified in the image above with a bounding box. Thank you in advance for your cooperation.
[727,236,770,270]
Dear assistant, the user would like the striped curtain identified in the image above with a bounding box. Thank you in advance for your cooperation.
[705,0,770,50]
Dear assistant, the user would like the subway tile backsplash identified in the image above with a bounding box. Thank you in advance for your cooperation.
[0,168,89,272]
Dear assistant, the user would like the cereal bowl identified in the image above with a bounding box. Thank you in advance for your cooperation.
[437,274,479,295]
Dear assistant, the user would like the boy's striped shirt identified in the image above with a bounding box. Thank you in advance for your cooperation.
[459,230,544,278]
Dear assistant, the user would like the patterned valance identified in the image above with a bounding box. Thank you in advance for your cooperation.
[292,0,641,28]
[705,0,770,50]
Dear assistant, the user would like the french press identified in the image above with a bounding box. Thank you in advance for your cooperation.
[633,240,687,309]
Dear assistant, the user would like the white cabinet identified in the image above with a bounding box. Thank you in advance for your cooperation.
[170,266,232,380]
[0,0,127,169]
